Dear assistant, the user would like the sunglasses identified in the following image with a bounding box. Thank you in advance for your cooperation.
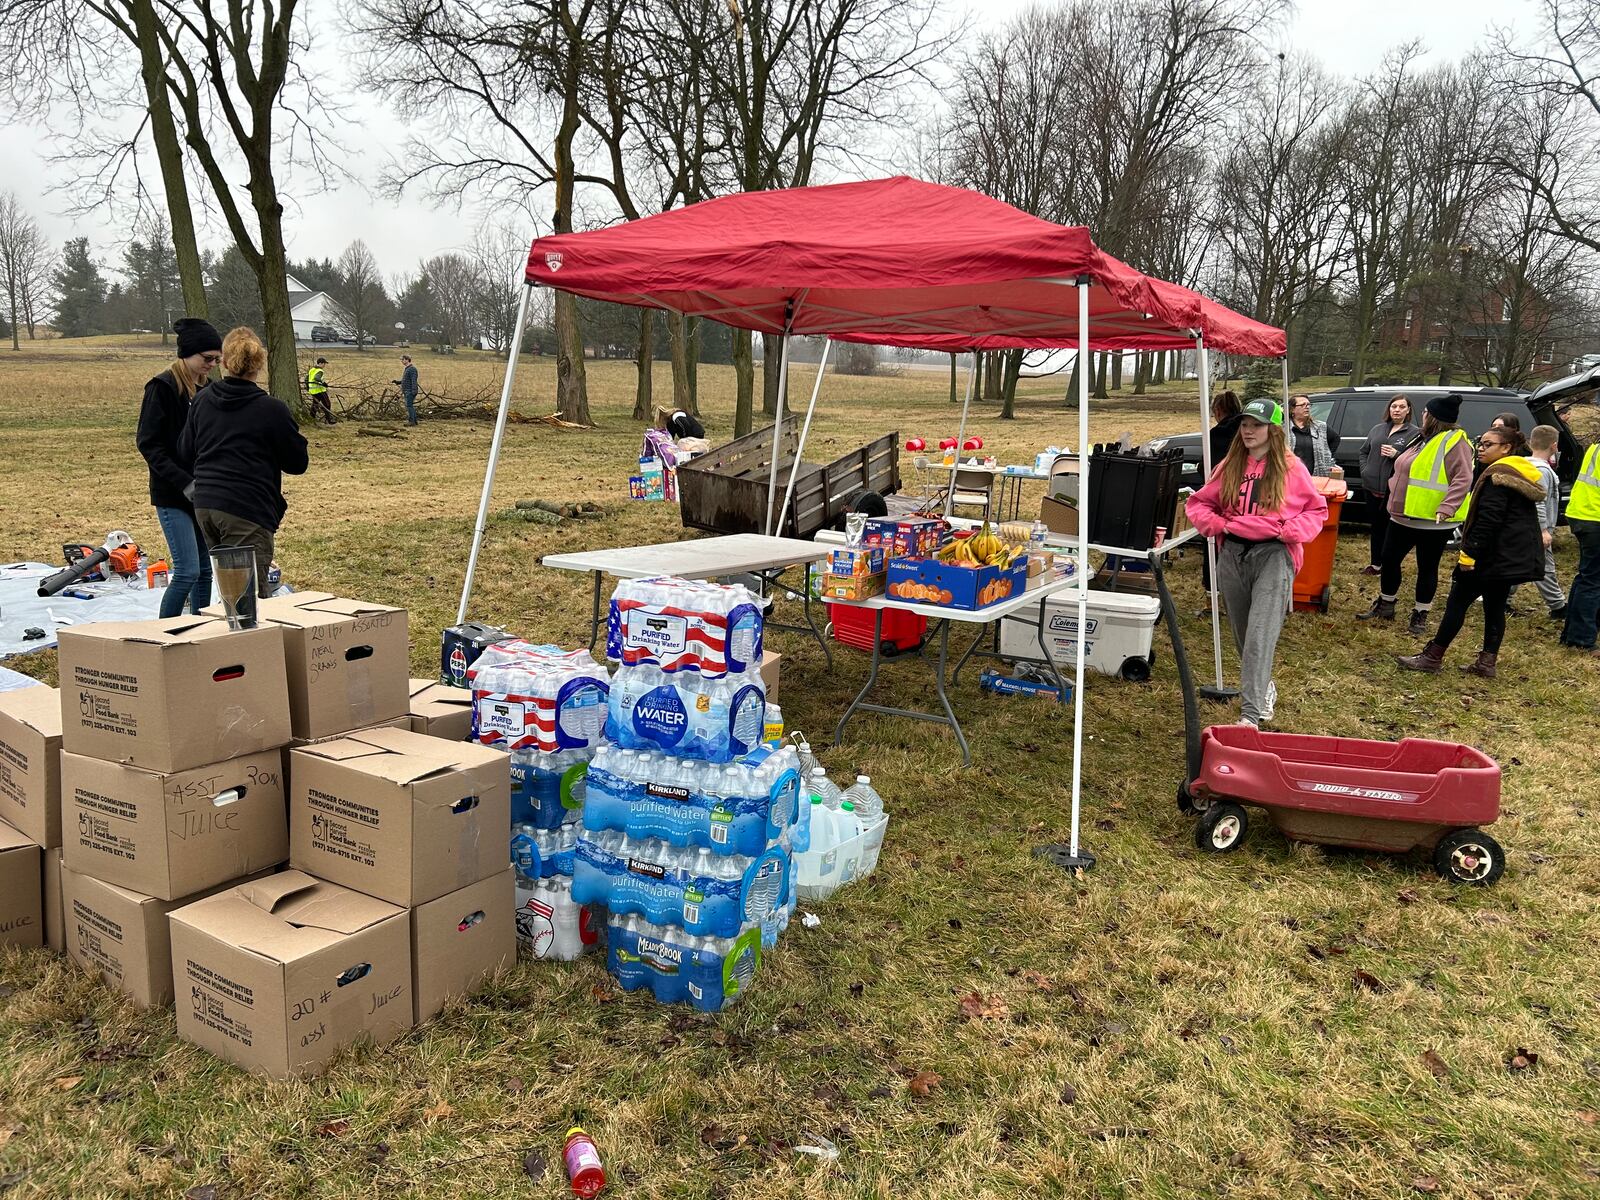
[201,352,222,365]
[1476,438,1507,448]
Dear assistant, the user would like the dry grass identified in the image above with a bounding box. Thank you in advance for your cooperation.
[2,339,1599,1199]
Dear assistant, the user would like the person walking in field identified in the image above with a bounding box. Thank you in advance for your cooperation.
[393,354,419,426]
[306,356,335,425]
[1398,426,1546,679]
[136,316,221,617]
[179,327,309,597]
[1186,398,1328,728]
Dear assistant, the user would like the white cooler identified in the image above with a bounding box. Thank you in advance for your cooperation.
[998,588,1160,681]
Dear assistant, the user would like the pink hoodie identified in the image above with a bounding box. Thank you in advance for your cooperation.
[1185,450,1328,573]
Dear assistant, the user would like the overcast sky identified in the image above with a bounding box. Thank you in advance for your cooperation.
[0,0,1533,288]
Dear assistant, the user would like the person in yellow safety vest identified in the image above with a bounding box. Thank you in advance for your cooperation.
[306,357,334,426]
[1357,392,1475,635]
[1559,439,1600,654]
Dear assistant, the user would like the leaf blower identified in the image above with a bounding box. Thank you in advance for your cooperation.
[38,531,136,597]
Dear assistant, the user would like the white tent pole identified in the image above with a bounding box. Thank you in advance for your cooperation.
[763,326,796,537]
[778,339,832,535]
[1196,342,1225,692]
[1069,283,1090,861]
[1282,355,1291,406]
[944,350,979,518]
[458,280,536,625]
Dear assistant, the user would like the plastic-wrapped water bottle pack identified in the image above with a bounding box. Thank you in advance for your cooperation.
[606,576,763,676]
[605,915,762,1013]
[470,641,610,752]
[605,664,766,762]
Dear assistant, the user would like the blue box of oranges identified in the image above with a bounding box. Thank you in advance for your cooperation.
[885,557,1027,610]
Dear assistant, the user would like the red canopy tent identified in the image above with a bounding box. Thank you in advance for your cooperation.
[464,177,1287,867]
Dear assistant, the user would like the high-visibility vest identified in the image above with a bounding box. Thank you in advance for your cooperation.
[1569,443,1600,522]
[1403,429,1469,523]
[306,366,327,395]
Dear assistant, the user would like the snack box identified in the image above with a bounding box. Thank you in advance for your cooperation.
[820,572,885,603]
[862,517,946,560]
[885,557,1027,610]
[827,545,885,577]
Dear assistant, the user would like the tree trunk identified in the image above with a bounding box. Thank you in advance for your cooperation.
[670,311,692,410]
[246,168,300,416]
[983,350,1001,399]
[1093,352,1109,400]
[554,291,590,423]
[685,316,701,416]
[130,0,208,321]
[999,349,1023,419]
[1064,354,1080,409]
[6,279,18,351]
[972,350,983,404]
[948,353,957,403]
[1153,350,1166,386]
[1131,353,1147,396]
[733,328,755,437]
[632,306,653,421]
[1111,352,1123,392]
[761,333,782,416]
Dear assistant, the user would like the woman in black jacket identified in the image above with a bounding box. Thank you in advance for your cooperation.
[1356,394,1417,575]
[177,326,309,597]
[1397,427,1545,679]
[136,317,222,617]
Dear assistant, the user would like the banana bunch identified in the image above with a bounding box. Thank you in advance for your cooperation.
[937,523,1028,568]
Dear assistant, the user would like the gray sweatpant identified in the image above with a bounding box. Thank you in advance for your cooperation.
[1217,539,1293,725]
[1512,546,1565,612]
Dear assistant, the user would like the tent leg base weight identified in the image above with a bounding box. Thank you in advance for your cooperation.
[1198,685,1239,704]
[1034,844,1096,873]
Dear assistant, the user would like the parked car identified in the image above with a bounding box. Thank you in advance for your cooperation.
[341,332,377,346]
[1148,371,1600,512]
[310,324,340,343]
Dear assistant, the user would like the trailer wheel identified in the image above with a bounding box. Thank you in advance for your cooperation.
[1195,802,1247,853]
[1120,656,1152,683]
[1432,828,1505,886]
[1177,782,1197,815]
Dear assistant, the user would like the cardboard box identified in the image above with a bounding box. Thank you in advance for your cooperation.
[1038,494,1080,537]
[42,848,64,952]
[287,715,410,751]
[407,680,474,742]
[62,864,274,1008]
[289,728,510,907]
[411,868,515,1023]
[169,871,412,1078]
[759,650,781,703]
[56,617,290,774]
[827,545,885,577]
[62,749,289,901]
[238,592,410,743]
[886,557,1027,609]
[863,516,946,559]
[0,686,64,849]
[820,572,886,602]
[0,820,42,948]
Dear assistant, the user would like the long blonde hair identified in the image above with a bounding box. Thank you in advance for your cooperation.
[166,358,203,399]
[1216,422,1290,514]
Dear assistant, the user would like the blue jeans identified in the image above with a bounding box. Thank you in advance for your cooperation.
[403,392,418,425]
[1562,519,1600,649]
[155,505,212,618]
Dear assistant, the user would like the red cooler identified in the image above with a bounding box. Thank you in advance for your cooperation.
[828,601,927,656]
[1292,476,1348,613]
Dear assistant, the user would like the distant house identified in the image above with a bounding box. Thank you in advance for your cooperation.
[1382,281,1562,383]
[286,273,347,341]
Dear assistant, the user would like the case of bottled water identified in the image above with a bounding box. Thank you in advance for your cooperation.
[582,744,800,856]
[511,746,594,830]
[606,577,763,677]
[605,664,765,762]
[516,874,601,962]
[511,821,580,880]
[470,641,610,752]
[572,831,790,940]
[605,913,761,1012]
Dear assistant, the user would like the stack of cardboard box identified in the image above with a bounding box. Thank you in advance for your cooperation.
[0,685,65,954]
[28,596,517,1079]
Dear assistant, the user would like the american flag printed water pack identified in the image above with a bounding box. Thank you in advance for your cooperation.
[606,577,763,676]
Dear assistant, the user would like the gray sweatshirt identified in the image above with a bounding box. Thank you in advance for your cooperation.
[1533,458,1560,532]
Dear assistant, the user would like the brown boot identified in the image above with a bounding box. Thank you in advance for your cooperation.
[1358,597,1397,621]
[1398,643,1446,672]
[1407,608,1430,636]
[1462,652,1498,678]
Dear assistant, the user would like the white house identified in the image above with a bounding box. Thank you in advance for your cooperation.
[286,273,348,341]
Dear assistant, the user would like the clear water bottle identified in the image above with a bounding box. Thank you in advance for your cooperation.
[805,796,838,855]
[795,738,821,780]
[810,766,845,811]
[843,774,884,824]
[835,799,862,842]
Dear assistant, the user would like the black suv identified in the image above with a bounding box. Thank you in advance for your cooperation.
[310,324,340,343]
[1150,371,1598,509]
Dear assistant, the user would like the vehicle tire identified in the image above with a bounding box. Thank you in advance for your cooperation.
[1177,782,1197,815]
[1432,828,1505,886]
[1195,801,1247,853]
[1120,656,1152,683]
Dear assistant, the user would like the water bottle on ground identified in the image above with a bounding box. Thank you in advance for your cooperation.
[810,766,845,811]
[842,775,884,824]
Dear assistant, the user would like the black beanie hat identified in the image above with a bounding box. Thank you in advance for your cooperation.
[1426,393,1462,423]
[174,317,222,359]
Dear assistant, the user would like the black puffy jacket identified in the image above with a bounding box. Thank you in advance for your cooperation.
[1456,457,1546,584]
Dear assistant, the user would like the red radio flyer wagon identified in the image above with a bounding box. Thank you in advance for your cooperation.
[1179,725,1505,885]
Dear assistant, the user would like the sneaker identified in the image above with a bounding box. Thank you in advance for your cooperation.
[1359,564,1381,576]
[1549,605,1567,621]
[1261,681,1277,724]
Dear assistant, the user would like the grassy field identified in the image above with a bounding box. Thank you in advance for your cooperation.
[2,339,1598,1200]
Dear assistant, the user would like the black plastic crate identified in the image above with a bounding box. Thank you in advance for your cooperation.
[1086,445,1185,551]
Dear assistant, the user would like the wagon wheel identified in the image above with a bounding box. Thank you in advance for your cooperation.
[1120,655,1152,683]
[1432,828,1506,886]
[1318,585,1331,613]
[1177,781,1198,815]
[1195,801,1248,853]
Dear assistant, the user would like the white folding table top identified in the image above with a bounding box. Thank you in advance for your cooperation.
[824,570,1086,624]
[542,533,829,580]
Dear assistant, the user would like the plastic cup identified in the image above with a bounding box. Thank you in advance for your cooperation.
[209,545,259,629]
[1153,526,1167,548]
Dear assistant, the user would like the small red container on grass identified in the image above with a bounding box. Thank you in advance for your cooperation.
[564,1126,606,1197]
[1181,725,1505,884]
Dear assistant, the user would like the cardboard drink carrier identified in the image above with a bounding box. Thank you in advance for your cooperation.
[289,727,510,907]
[169,870,412,1078]
[55,617,290,774]
[0,685,64,848]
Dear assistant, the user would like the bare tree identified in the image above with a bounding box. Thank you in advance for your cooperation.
[470,223,530,353]
[0,194,44,350]
[420,253,479,347]
[335,239,384,350]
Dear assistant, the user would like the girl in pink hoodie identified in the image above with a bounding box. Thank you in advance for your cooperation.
[1186,398,1328,726]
